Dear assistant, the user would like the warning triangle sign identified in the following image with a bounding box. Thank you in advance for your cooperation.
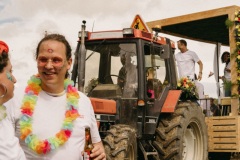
[130,14,150,33]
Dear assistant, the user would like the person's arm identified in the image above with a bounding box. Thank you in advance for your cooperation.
[219,76,226,81]
[225,67,231,73]
[91,141,106,160]
[197,60,203,81]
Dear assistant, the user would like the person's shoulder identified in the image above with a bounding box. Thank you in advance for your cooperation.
[78,91,88,99]
[186,50,196,54]
[175,52,181,58]
[175,52,181,55]
[187,50,200,59]
[78,91,91,104]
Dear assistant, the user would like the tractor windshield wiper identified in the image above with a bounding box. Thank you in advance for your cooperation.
[86,39,106,61]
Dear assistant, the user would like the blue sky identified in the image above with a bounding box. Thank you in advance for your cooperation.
[1,0,240,98]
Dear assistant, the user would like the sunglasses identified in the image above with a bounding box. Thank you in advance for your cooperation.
[37,56,65,68]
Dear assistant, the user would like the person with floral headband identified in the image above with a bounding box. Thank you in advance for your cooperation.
[0,41,26,159]
[6,34,106,160]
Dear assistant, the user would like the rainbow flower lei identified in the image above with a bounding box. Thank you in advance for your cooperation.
[20,75,80,154]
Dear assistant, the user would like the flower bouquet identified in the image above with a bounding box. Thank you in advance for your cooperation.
[177,77,198,101]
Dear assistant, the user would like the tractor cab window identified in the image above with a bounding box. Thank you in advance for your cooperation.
[84,42,138,98]
[144,44,166,99]
[118,50,137,98]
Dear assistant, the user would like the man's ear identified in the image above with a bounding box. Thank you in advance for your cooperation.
[67,58,72,70]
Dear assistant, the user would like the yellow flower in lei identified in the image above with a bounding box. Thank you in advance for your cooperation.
[19,75,80,154]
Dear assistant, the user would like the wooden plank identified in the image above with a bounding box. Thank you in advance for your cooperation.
[209,125,237,129]
[209,148,239,151]
[209,149,239,152]
[147,6,239,28]
[208,132,238,137]
[221,97,231,105]
[209,138,239,143]
[207,123,237,126]
[206,116,238,120]
[207,120,237,125]
[208,128,237,132]
[209,144,238,149]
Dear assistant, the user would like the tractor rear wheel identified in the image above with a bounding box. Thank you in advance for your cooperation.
[153,101,208,160]
[103,124,137,160]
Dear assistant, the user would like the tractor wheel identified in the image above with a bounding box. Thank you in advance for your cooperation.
[103,124,137,160]
[153,101,208,160]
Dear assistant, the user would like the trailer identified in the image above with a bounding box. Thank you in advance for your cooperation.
[147,5,240,159]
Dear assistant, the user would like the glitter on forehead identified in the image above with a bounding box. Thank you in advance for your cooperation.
[47,48,53,53]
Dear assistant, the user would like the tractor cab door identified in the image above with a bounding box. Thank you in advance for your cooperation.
[142,42,170,135]
[144,44,167,101]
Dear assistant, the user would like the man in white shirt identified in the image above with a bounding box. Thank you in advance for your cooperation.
[5,34,106,160]
[175,39,203,81]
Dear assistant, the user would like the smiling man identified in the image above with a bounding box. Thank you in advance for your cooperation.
[6,34,106,160]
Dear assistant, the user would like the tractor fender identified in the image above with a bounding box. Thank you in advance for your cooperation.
[161,90,181,113]
[90,97,116,114]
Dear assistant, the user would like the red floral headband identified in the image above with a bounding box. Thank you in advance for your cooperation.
[0,41,9,54]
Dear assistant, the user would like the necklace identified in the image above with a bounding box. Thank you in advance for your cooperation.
[20,75,80,154]
[44,90,66,97]
[0,105,7,122]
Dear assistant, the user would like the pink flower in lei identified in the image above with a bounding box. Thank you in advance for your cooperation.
[19,75,80,154]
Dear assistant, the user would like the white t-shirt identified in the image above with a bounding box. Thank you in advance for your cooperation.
[224,62,231,81]
[0,113,26,160]
[175,50,200,80]
[6,87,101,160]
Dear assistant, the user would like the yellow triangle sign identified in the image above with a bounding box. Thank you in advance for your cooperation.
[130,14,150,33]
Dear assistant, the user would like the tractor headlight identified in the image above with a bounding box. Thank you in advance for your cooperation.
[123,28,134,35]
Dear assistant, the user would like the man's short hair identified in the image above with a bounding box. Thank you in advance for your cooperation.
[178,39,187,46]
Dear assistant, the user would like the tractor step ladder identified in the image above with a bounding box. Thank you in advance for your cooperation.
[139,140,160,160]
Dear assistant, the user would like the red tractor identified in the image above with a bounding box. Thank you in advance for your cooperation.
[71,18,208,160]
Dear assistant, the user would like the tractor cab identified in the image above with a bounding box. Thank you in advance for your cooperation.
[81,27,176,127]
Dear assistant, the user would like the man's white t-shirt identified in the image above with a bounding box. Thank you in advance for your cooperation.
[6,88,101,160]
[175,50,200,80]
[0,113,26,160]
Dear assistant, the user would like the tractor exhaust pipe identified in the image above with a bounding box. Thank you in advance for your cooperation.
[77,20,87,92]
[71,20,87,91]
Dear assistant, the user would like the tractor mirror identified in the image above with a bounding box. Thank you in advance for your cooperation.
[159,45,170,59]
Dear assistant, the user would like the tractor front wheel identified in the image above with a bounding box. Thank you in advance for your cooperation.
[103,124,137,160]
[153,101,208,160]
